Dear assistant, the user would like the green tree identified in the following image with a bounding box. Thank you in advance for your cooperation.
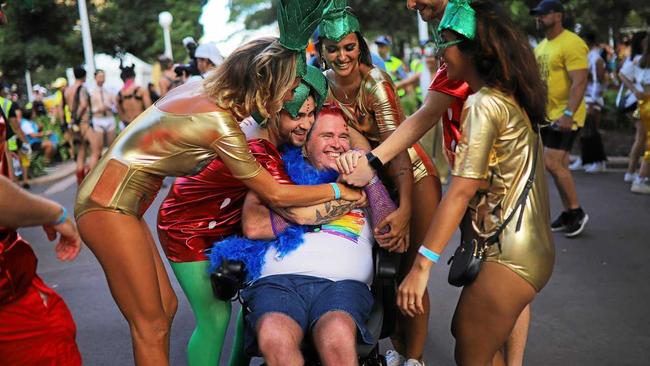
[0,0,82,86]
[90,0,203,63]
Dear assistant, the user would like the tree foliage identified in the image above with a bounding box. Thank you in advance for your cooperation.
[228,0,650,51]
[0,0,203,89]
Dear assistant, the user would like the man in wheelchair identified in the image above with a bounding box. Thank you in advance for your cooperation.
[235,105,398,366]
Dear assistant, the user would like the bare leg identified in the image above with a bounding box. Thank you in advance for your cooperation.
[395,175,441,361]
[505,304,530,366]
[313,311,358,366]
[257,313,304,366]
[451,262,536,366]
[77,211,177,366]
[544,148,580,210]
[627,120,646,174]
[84,125,102,171]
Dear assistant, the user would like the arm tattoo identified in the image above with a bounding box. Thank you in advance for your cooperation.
[312,200,356,225]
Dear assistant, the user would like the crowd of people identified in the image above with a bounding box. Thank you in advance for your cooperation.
[1,0,649,366]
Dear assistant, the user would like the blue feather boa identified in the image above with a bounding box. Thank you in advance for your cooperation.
[208,145,338,281]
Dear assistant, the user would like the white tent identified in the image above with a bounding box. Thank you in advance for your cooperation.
[65,53,153,94]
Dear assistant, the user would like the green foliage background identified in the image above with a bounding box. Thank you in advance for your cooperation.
[0,0,648,93]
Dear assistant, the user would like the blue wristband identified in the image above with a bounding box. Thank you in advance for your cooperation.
[330,183,341,200]
[51,206,68,226]
[418,246,440,263]
[563,109,574,117]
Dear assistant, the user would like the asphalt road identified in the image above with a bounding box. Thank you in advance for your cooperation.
[17,170,650,365]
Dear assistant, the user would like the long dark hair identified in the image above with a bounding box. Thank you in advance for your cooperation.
[639,35,650,69]
[316,31,373,69]
[456,0,547,130]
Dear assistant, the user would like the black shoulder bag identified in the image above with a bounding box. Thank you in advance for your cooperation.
[448,134,540,287]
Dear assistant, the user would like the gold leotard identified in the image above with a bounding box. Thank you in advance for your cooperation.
[75,105,262,220]
[325,67,436,183]
[453,87,555,291]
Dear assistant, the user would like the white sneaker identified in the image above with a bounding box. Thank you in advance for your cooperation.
[569,157,583,171]
[385,350,405,366]
[631,177,650,194]
[404,359,426,366]
[624,172,638,183]
[584,161,606,173]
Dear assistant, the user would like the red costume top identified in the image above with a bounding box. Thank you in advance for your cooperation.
[0,108,38,307]
[428,63,472,165]
[157,139,291,263]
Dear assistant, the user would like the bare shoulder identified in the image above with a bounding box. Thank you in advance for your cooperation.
[155,81,224,114]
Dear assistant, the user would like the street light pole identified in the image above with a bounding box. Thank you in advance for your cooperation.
[77,0,95,75]
[159,11,173,59]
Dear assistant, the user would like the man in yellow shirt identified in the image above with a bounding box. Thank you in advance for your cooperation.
[532,0,589,238]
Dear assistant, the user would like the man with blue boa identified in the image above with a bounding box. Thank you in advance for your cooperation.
[210,104,398,366]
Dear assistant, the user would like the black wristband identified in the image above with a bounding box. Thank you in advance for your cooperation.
[365,152,384,171]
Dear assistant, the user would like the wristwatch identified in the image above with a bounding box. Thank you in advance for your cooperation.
[365,152,384,171]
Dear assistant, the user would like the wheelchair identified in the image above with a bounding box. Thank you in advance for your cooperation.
[211,247,401,366]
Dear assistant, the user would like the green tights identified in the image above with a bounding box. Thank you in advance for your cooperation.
[170,261,247,366]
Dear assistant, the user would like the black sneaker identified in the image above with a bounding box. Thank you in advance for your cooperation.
[565,211,589,238]
[551,211,570,232]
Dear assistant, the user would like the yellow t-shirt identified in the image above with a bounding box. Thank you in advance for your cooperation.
[535,30,588,128]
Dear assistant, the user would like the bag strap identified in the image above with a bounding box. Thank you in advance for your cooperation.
[485,126,540,247]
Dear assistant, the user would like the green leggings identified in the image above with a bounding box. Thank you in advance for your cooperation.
[170,261,247,366]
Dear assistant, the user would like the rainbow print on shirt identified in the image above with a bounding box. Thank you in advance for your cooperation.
[321,210,366,243]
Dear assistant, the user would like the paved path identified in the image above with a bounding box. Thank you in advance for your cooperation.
[18,170,650,365]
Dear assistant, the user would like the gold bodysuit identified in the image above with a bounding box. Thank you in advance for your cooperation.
[452,87,555,291]
[75,106,262,220]
[325,67,436,183]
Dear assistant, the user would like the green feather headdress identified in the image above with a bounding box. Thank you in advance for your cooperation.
[283,65,329,118]
[438,0,476,40]
[319,0,361,43]
[277,0,330,76]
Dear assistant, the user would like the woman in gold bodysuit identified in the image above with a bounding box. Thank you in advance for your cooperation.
[397,1,554,364]
[317,2,441,363]
[74,38,361,366]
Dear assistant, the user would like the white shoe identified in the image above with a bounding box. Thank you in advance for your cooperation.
[385,350,405,366]
[404,359,426,366]
[569,157,583,171]
[624,172,638,183]
[584,161,606,173]
[631,177,650,194]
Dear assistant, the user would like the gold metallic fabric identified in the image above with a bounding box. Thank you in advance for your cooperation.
[75,107,262,219]
[452,87,555,291]
[326,67,436,180]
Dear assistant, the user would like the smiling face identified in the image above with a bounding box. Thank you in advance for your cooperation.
[278,96,316,146]
[439,30,471,81]
[304,112,351,170]
[406,0,447,22]
[321,33,361,78]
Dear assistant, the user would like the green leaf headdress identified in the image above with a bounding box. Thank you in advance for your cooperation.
[437,0,476,40]
[277,0,330,77]
[319,0,361,43]
[283,65,329,118]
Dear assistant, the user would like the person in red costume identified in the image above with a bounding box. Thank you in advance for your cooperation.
[156,66,350,366]
[0,98,83,364]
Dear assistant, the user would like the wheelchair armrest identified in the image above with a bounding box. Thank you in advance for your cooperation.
[374,247,400,279]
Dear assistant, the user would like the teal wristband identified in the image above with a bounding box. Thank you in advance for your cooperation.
[418,246,440,263]
[563,109,574,117]
[329,183,341,200]
[51,206,68,226]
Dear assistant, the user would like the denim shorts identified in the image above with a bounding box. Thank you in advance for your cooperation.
[240,274,375,354]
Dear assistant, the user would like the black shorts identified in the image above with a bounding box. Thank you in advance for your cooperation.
[541,126,581,151]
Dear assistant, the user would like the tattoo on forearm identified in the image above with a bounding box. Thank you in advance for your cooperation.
[313,200,356,224]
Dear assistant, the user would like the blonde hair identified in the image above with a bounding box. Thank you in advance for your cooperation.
[203,37,298,120]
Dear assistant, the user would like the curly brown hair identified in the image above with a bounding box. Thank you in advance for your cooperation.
[203,37,298,120]
[456,0,547,130]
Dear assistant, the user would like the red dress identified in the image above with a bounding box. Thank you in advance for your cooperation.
[0,109,82,365]
[428,63,472,165]
[157,139,291,263]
